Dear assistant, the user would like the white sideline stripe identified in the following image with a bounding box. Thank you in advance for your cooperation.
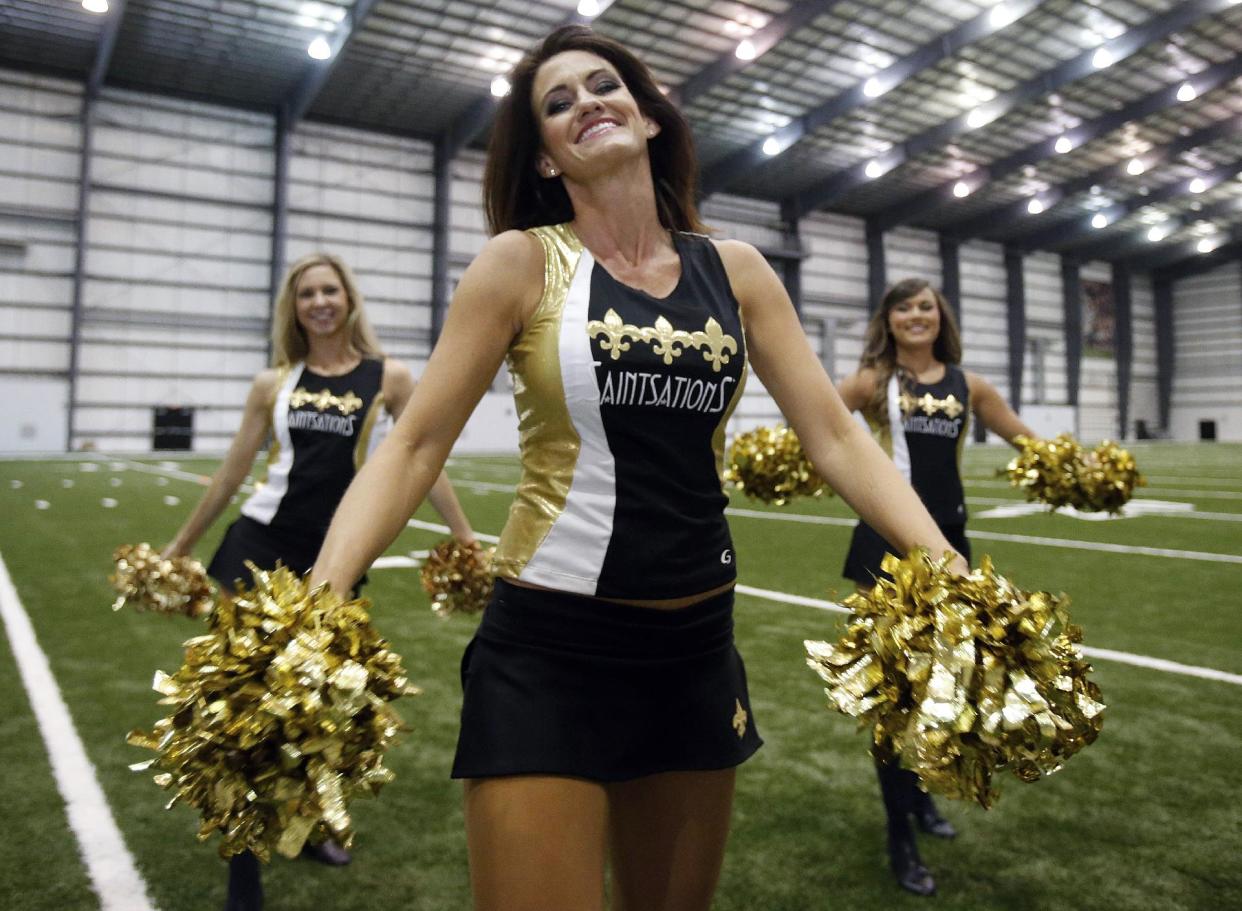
[723,507,1242,565]
[0,552,158,911]
[406,518,500,544]
[735,583,1242,687]
[965,478,1242,500]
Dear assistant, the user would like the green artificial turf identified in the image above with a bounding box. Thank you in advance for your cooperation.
[0,443,1239,909]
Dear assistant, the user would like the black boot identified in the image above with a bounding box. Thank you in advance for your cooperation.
[914,791,958,840]
[224,851,263,911]
[301,837,352,866]
[888,832,937,897]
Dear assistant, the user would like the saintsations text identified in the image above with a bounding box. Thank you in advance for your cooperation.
[287,410,358,436]
[903,415,962,438]
[599,369,736,413]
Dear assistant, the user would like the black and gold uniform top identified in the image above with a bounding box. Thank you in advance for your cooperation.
[866,365,971,526]
[493,223,748,599]
[241,358,390,538]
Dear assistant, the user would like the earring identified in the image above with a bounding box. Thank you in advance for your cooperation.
[548,168,558,177]
[646,126,655,137]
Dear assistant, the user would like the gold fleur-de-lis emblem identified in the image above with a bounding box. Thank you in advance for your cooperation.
[586,308,642,360]
[731,698,748,738]
[641,315,695,364]
[290,388,364,415]
[899,392,964,419]
[690,318,739,373]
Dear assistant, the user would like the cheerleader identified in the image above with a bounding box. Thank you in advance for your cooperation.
[837,277,1036,896]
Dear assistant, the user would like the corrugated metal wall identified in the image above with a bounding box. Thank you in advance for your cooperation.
[1170,261,1242,441]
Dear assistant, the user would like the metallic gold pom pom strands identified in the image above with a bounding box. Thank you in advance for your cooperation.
[127,565,417,860]
[420,538,494,617]
[805,551,1105,809]
[725,425,833,506]
[111,543,215,618]
[1003,434,1145,513]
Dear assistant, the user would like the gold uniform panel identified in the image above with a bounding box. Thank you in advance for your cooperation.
[492,223,585,580]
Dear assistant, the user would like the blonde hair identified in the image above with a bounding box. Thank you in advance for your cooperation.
[859,278,962,423]
[270,252,384,367]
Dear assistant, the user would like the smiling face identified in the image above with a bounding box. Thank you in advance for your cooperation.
[887,286,942,350]
[531,49,660,182]
[294,263,350,341]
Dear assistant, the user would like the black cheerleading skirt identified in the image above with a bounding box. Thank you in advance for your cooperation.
[841,521,972,588]
[451,579,763,783]
[206,515,364,595]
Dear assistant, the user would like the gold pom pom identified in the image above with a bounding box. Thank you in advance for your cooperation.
[805,551,1105,808]
[1002,434,1144,514]
[127,564,418,860]
[420,538,494,618]
[724,424,832,506]
[110,543,215,618]
[1076,440,1146,513]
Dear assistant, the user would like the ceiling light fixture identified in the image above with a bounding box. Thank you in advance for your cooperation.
[1197,237,1218,253]
[490,75,511,98]
[1027,197,1045,215]
[307,36,331,60]
[953,181,971,198]
[966,108,992,129]
[762,137,781,156]
[577,0,602,16]
[1176,82,1197,102]
[1188,177,1207,193]
[82,0,109,11]
[1147,226,1167,242]
[1126,157,1145,176]
[735,39,757,61]
[864,159,885,179]
[1092,47,1115,69]
[1091,213,1109,229]
[1054,135,1073,154]
[863,77,886,98]
[989,3,1017,28]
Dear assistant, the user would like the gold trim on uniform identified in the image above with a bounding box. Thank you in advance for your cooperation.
[289,387,365,415]
[587,308,740,373]
[353,392,385,472]
[492,223,585,581]
[898,391,965,419]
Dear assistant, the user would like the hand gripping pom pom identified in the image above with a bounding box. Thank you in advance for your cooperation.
[724,425,833,506]
[420,538,495,617]
[111,543,215,618]
[804,551,1105,808]
[1002,434,1144,514]
[126,564,419,860]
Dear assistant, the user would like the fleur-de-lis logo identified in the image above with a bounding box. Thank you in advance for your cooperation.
[732,698,748,738]
[899,392,964,419]
[690,318,739,373]
[586,309,643,360]
[290,388,364,415]
[587,310,739,372]
[642,315,695,364]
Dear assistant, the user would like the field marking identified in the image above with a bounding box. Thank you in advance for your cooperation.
[0,551,158,911]
[735,584,1242,687]
[723,507,1242,565]
[965,478,1242,501]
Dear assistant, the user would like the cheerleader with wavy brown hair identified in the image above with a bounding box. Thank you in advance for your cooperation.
[837,277,1035,896]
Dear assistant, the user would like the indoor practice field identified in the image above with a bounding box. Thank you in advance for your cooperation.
[2,441,1239,911]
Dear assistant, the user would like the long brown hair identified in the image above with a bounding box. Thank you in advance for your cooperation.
[270,253,383,367]
[483,24,706,235]
[859,278,962,422]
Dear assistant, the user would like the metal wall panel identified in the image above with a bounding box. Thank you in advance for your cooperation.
[1170,262,1242,440]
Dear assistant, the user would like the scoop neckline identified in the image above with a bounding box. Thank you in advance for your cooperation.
[567,223,686,302]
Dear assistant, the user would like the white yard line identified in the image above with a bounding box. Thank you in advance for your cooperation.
[965,478,1242,500]
[0,552,158,911]
[723,507,1242,565]
[735,584,1242,687]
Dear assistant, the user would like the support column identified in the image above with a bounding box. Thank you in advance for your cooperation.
[779,200,802,315]
[430,135,452,347]
[267,108,291,362]
[66,97,97,451]
[1153,273,1173,433]
[938,233,961,326]
[1004,245,1026,411]
[866,217,886,314]
[1112,262,1133,440]
[1060,257,1082,409]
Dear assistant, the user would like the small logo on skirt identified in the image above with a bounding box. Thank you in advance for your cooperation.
[732,698,748,738]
